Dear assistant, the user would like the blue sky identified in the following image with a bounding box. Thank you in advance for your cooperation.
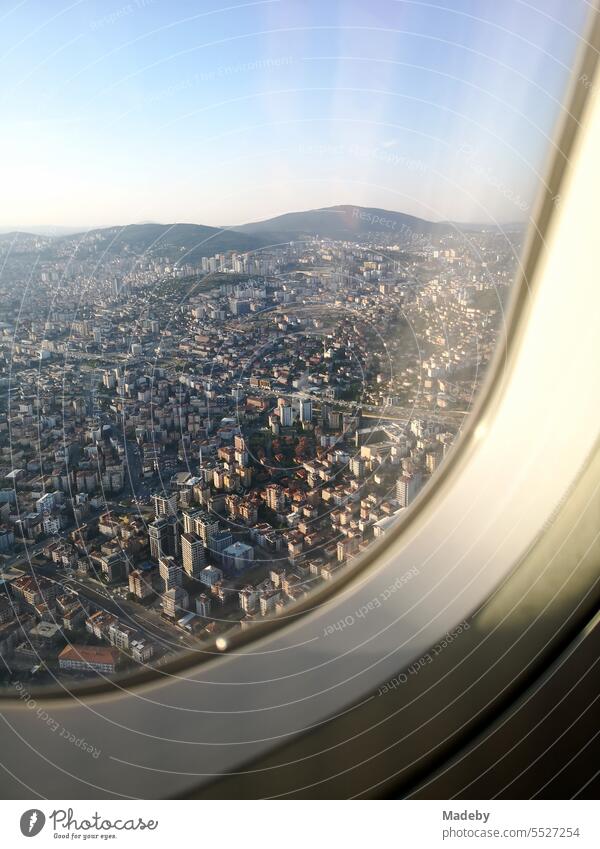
[0,0,591,227]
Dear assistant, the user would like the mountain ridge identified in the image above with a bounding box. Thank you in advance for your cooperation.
[45,222,269,264]
[232,204,452,242]
[1,206,499,261]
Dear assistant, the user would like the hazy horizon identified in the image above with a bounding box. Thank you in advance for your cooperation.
[0,201,528,237]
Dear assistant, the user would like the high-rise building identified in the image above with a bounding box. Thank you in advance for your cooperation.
[198,564,223,588]
[222,541,254,572]
[239,586,259,613]
[299,398,313,423]
[128,569,154,600]
[265,483,285,513]
[182,509,203,535]
[396,472,422,508]
[277,397,293,427]
[193,512,219,547]
[153,493,178,518]
[163,587,189,619]
[159,555,182,591]
[181,532,205,579]
[36,492,55,514]
[235,442,249,466]
[148,516,179,560]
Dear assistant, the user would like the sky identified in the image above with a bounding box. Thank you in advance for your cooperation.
[0,0,592,229]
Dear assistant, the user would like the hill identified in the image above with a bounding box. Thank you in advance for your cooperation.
[232,204,453,243]
[6,207,468,265]
[51,223,268,263]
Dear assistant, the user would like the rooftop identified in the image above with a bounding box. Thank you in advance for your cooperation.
[59,644,120,665]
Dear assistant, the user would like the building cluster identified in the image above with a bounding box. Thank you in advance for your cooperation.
[0,226,516,683]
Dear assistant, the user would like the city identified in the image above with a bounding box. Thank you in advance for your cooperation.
[0,206,517,685]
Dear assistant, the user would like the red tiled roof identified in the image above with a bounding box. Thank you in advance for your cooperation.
[59,644,119,666]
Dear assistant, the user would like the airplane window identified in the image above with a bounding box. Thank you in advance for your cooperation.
[0,0,592,698]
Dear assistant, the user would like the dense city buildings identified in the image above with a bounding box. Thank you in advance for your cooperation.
[0,209,517,684]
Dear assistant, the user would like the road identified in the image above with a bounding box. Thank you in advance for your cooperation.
[247,383,469,427]
[122,439,153,502]
[360,407,469,426]
[63,573,198,651]
[9,557,198,655]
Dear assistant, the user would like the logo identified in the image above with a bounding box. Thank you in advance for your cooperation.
[20,810,46,837]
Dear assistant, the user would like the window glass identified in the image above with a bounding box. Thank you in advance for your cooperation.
[0,0,590,687]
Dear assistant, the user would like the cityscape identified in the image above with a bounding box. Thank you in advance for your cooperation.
[0,205,518,685]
